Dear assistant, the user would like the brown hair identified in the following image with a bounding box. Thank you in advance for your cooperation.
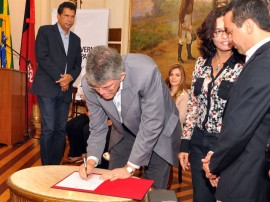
[165,64,187,100]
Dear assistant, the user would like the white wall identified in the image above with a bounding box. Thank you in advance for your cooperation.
[52,0,107,9]
[106,0,130,54]
[9,0,131,70]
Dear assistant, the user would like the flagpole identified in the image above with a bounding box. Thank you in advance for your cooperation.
[1,40,32,138]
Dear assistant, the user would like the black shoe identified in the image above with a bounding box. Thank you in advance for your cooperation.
[188,56,195,60]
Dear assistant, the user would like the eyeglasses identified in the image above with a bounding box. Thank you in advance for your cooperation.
[89,79,120,92]
[213,29,227,38]
[90,83,115,92]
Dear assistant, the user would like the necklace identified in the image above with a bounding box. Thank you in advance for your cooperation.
[214,54,224,72]
[215,55,222,71]
[214,52,233,72]
[215,63,221,71]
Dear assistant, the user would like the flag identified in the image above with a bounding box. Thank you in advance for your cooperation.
[0,0,14,68]
[19,0,37,126]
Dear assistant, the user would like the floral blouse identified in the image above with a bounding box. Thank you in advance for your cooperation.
[182,55,244,143]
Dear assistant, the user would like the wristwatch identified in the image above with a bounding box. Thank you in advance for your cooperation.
[125,165,134,175]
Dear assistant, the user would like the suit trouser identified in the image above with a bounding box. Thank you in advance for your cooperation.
[38,95,70,165]
[189,126,218,202]
[66,114,111,169]
[109,125,170,189]
[66,114,89,157]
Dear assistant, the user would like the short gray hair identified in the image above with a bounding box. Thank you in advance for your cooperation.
[85,45,124,86]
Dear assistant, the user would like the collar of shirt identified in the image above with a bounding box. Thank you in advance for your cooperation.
[113,80,123,100]
[245,36,270,63]
[57,23,70,37]
[113,81,123,122]
[116,80,123,96]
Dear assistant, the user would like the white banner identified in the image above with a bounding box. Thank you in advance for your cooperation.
[52,9,109,88]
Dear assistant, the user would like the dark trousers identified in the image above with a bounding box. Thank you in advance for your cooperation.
[109,126,170,189]
[38,95,70,165]
[66,114,89,157]
[66,114,111,169]
[189,126,218,202]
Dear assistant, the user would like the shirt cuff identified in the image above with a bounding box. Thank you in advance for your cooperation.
[87,156,99,167]
[127,161,140,169]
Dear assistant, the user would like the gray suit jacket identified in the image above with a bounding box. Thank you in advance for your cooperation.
[82,53,181,166]
[32,24,82,103]
[209,42,270,202]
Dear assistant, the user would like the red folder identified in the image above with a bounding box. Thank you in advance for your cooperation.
[52,171,154,200]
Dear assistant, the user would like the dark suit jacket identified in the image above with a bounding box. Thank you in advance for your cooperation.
[209,42,270,202]
[32,24,82,103]
[82,53,181,167]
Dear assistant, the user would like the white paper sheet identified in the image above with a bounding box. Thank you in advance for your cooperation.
[55,172,104,191]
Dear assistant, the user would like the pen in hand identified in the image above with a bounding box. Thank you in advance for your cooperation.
[83,157,88,179]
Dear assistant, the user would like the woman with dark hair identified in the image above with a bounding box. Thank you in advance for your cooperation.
[165,64,189,128]
[178,6,245,202]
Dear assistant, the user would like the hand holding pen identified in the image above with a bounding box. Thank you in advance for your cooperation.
[79,157,96,180]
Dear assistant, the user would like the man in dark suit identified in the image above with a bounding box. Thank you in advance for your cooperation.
[202,0,270,201]
[32,2,82,165]
[78,46,181,189]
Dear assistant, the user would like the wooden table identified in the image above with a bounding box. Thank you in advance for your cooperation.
[6,166,138,202]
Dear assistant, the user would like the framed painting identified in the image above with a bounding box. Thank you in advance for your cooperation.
[129,0,231,86]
